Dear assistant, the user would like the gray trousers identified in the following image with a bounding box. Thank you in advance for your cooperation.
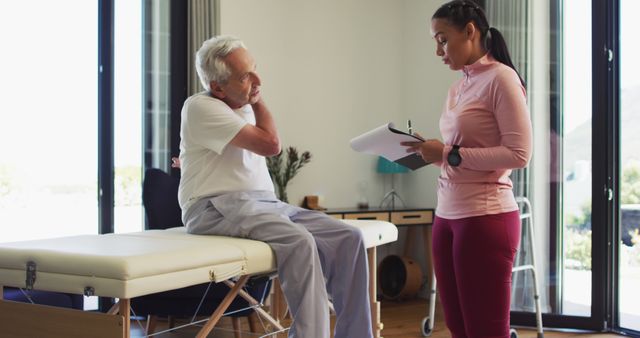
[184,190,373,338]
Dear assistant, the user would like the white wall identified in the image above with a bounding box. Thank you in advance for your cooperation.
[219,0,454,297]
[219,0,453,210]
[395,1,456,296]
[400,1,452,210]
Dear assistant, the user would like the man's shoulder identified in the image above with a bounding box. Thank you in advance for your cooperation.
[186,92,223,105]
[184,92,233,114]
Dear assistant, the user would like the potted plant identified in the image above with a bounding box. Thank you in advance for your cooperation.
[266,146,311,203]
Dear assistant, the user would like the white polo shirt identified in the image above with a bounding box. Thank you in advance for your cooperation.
[178,92,274,213]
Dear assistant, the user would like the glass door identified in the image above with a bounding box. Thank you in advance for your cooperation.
[114,0,144,233]
[618,0,640,333]
[0,0,99,242]
[561,0,593,317]
[506,0,608,330]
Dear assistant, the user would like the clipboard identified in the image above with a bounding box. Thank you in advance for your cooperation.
[350,122,429,170]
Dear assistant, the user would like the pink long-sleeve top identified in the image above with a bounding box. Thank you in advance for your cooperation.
[435,54,532,219]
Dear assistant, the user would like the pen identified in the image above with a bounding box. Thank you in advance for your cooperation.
[407,119,413,135]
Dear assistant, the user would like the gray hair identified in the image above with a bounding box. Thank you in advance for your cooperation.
[195,35,246,91]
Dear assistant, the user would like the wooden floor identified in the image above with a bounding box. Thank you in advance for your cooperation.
[378,298,623,338]
[132,298,625,337]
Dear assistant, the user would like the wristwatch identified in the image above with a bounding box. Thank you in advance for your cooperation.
[447,145,462,167]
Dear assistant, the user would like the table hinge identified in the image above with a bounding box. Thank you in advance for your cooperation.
[25,261,37,290]
[84,286,95,296]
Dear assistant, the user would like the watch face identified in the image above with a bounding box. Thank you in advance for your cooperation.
[448,147,461,166]
[448,153,461,166]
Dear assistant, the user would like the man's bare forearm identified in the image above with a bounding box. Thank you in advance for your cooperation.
[252,98,280,150]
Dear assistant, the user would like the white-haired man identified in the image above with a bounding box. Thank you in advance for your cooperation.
[178,35,373,338]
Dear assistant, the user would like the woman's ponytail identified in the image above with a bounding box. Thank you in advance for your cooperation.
[487,27,525,87]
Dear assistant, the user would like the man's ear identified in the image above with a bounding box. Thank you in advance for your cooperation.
[210,81,225,99]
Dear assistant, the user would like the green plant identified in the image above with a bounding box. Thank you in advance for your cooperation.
[621,161,640,204]
[565,228,592,270]
[565,199,592,231]
[266,146,311,203]
[115,165,142,206]
[624,229,640,267]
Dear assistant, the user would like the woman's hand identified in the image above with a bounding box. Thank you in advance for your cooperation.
[401,133,444,163]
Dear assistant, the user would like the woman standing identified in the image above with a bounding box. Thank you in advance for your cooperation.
[403,1,533,337]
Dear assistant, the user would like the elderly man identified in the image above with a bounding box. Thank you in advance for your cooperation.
[177,35,373,338]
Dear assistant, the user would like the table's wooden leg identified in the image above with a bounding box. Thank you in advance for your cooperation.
[248,312,258,333]
[0,285,3,300]
[119,298,131,338]
[196,275,249,338]
[368,247,383,338]
[223,280,285,332]
[107,301,120,315]
[146,315,158,337]
[271,279,279,321]
[270,278,292,338]
[272,278,287,321]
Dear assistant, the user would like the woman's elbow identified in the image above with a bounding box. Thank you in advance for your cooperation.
[512,150,531,169]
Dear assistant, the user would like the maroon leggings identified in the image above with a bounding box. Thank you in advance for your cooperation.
[432,211,521,338]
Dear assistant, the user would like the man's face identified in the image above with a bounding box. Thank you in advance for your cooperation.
[213,48,262,109]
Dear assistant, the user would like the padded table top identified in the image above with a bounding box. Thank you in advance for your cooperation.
[0,220,397,299]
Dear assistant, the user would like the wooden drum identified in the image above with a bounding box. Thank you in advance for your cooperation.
[378,254,422,300]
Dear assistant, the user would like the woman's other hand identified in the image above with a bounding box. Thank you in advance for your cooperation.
[401,133,444,163]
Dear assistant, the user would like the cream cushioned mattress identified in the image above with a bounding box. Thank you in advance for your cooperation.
[0,220,397,299]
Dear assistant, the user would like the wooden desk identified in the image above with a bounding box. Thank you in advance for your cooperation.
[326,207,433,255]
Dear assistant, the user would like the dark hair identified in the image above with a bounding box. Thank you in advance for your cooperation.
[432,0,525,87]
